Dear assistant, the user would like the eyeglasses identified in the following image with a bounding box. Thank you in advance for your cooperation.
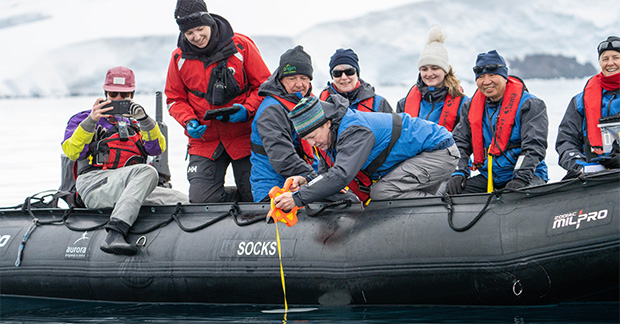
[175,11,209,25]
[473,64,505,75]
[332,68,356,78]
[107,91,132,99]
[598,40,620,54]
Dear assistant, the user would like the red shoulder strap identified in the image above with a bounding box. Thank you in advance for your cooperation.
[319,89,330,101]
[403,85,422,117]
[583,74,604,153]
[314,147,372,203]
[269,94,316,164]
[438,94,462,132]
[356,97,375,112]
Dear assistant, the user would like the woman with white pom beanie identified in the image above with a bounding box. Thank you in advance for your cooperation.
[396,24,468,132]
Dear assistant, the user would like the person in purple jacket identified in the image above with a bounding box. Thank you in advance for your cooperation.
[61,66,169,256]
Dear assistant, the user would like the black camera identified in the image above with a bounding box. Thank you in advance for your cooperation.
[103,100,131,115]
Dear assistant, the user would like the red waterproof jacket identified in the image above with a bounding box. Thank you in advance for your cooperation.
[166,31,270,160]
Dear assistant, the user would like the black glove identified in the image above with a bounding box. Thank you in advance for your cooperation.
[128,102,147,120]
[94,125,108,141]
[504,178,527,190]
[446,174,466,195]
[562,166,583,180]
[599,153,620,169]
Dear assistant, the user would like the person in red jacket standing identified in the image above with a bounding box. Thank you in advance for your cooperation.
[165,0,271,203]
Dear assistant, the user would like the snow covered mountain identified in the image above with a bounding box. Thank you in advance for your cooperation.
[0,0,618,98]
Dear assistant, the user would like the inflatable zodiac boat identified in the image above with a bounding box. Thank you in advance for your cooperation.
[0,170,618,306]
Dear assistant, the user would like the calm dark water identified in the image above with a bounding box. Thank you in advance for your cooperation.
[1,296,618,323]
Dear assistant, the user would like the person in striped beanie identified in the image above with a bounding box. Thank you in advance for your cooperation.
[274,95,459,209]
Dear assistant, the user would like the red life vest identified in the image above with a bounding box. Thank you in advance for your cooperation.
[319,88,375,112]
[268,94,316,164]
[314,147,373,204]
[468,76,524,169]
[582,74,605,154]
[402,85,462,132]
[90,119,147,170]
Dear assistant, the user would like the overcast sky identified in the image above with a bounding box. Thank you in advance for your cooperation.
[183,0,419,36]
[0,0,417,78]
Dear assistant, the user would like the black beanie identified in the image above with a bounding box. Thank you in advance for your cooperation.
[174,0,215,32]
[277,45,313,80]
[329,48,360,75]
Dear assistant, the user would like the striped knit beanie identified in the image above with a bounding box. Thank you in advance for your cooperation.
[288,96,327,138]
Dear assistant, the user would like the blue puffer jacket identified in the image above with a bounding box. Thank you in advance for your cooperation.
[294,109,454,204]
[339,110,454,177]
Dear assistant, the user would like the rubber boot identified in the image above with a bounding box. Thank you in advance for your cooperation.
[100,229,137,256]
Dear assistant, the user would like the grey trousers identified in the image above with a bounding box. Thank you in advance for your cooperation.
[370,144,460,200]
[143,186,189,205]
[76,164,158,226]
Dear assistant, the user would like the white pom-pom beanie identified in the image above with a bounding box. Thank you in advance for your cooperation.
[417,24,450,73]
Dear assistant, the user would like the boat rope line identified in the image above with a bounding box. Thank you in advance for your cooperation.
[0,189,59,211]
[131,202,264,234]
[15,218,37,267]
[305,199,353,217]
[128,203,182,234]
[441,171,620,232]
[15,194,77,267]
[443,191,498,232]
[515,172,620,196]
[17,200,264,235]
[169,203,232,233]
[11,200,266,264]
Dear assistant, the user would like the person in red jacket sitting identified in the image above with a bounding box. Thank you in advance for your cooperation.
[165,0,271,203]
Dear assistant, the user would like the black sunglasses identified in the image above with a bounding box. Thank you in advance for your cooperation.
[176,11,209,25]
[107,91,133,99]
[598,40,620,54]
[332,68,356,78]
[473,64,505,75]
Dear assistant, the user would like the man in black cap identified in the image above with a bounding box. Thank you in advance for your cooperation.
[446,50,549,194]
[165,0,271,203]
